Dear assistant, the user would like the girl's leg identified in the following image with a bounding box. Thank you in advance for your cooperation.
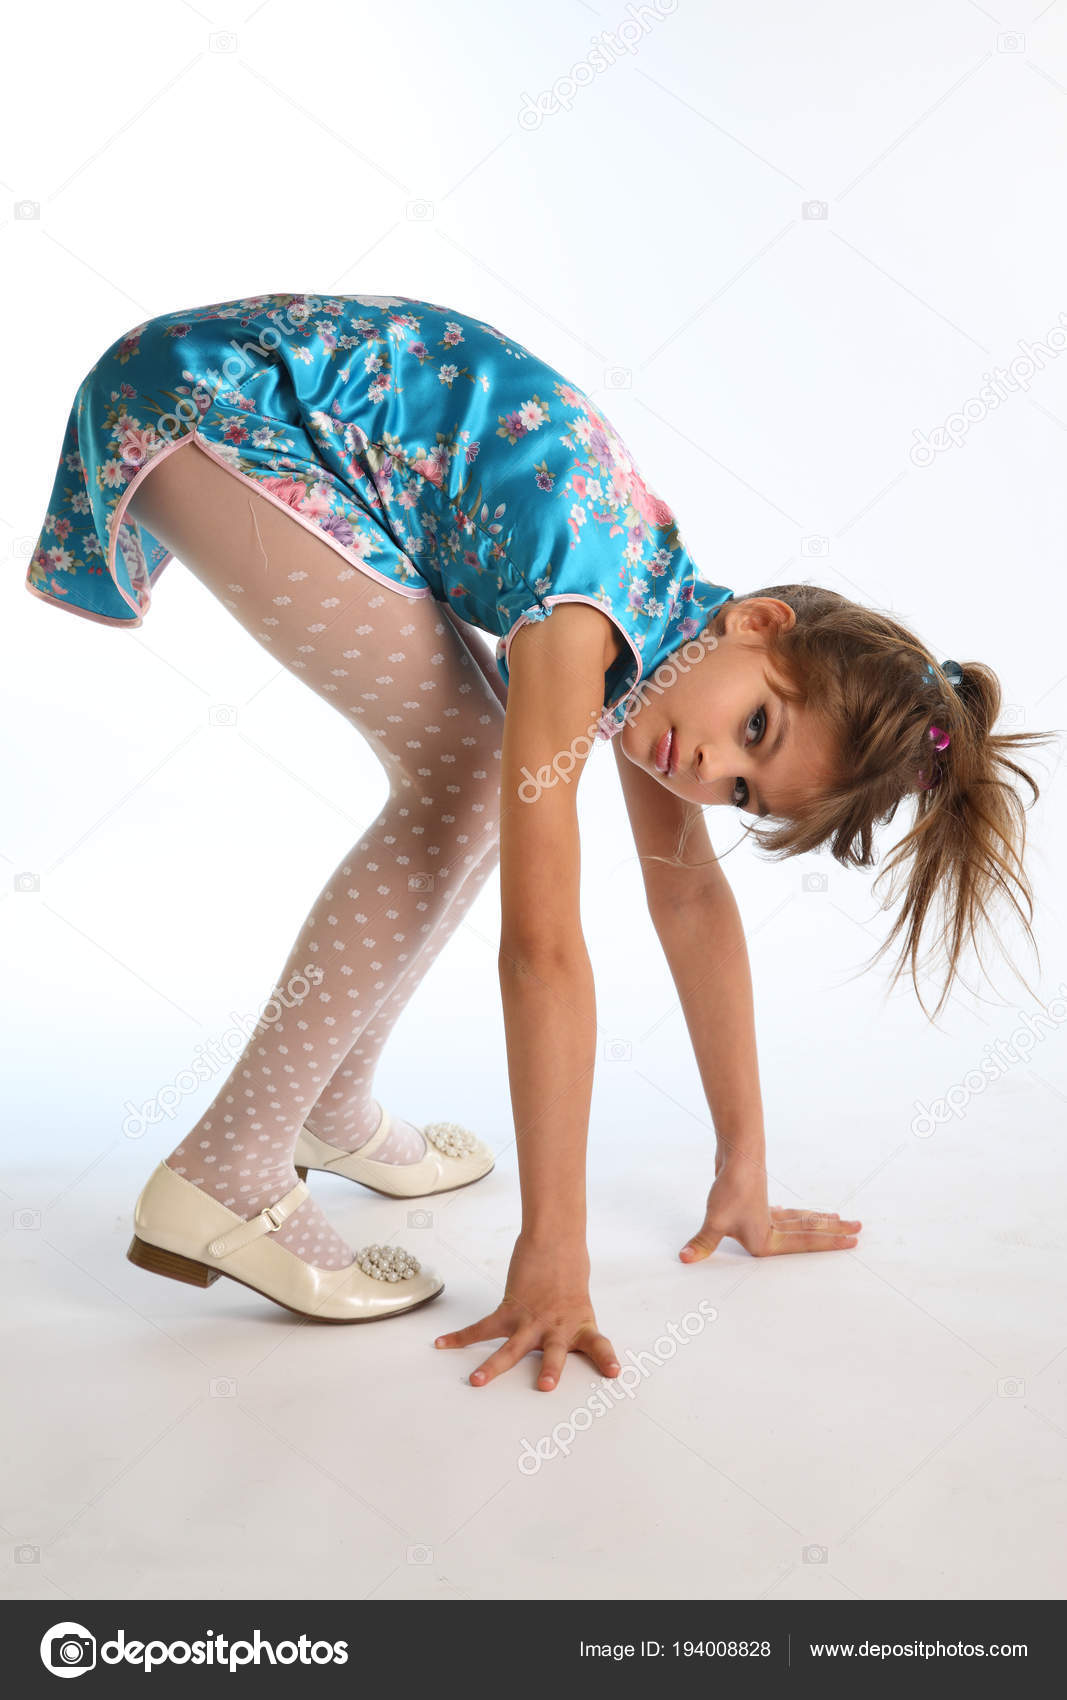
[127,439,504,1267]
[303,825,500,1159]
[304,611,509,1160]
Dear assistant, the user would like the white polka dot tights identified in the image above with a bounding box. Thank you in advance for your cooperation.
[128,439,504,1269]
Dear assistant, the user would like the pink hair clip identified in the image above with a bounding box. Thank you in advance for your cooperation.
[916,724,951,791]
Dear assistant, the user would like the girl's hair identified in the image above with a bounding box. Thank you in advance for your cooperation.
[683,583,1059,1022]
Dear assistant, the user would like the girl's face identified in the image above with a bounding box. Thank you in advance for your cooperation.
[617,598,839,818]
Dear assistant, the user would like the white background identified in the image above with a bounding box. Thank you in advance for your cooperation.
[1,0,1065,1603]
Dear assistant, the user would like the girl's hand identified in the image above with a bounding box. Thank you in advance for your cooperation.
[679,1162,862,1261]
[434,1235,620,1391]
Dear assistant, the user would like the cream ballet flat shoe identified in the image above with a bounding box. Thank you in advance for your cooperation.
[293,1108,495,1200]
[127,1161,443,1322]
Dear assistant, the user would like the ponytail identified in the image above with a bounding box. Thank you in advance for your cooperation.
[679,586,1061,1021]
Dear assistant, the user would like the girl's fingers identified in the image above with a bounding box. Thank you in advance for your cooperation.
[770,1207,838,1221]
[538,1339,569,1391]
[766,1229,859,1255]
[434,1312,508,1350]
[469,1332,534,1387]
[439,1313,618,1391]
[679,1228,723,1263]
[771,1209,862,1229]
[539,1328,620,1389]
[576,1329,621,1380]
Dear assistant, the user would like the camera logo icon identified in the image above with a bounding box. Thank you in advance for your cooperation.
[406,199,434,222]
[408,873,434,892]
[604,1038,632,1061]
[802,872,828,893]
[604,366,632,390]
[15,871,40,893]
[406,1544,433,1564]
[407,1209,434,1229]
[15,200,41,221]
[802,1543,828,1563]
[802,200,829,221]
[208,704,237,727]
[801,534,829,557]
[40,1622,96,1677]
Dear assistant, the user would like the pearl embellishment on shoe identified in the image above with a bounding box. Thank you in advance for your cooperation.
[423,1121,485,1160]
[356,1243,421,1281]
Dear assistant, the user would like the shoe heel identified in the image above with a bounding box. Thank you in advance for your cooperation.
[295,1165,308,1181]
[127,1235,221,1288]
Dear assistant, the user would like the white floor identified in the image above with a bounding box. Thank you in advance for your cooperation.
[4,971,1065,1601]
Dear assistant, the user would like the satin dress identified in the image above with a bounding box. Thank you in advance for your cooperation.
[26,292,734,738]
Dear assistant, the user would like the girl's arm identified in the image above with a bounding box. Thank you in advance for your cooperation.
[435,604,624,1391]
[612,740,863,1261]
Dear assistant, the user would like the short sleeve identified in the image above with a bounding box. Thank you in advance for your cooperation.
[481,375,732,735]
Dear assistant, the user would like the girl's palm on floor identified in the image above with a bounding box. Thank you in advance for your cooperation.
[434,1236,620,1391]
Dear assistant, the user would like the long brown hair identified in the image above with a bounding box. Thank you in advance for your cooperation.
[682,584,1060,1022]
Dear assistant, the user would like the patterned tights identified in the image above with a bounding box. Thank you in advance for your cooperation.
[127,439,504,1268]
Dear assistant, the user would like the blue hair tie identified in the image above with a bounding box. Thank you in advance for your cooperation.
[923,658,964,689]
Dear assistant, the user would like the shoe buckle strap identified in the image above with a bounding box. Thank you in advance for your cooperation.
[345,1103,392,1162]
[206,1179,309,1260]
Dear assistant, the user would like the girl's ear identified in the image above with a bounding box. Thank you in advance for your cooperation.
[741,596,796,635]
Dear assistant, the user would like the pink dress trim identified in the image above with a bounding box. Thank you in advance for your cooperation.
[498,592,645,733]
[98,431,435,621]
[25,578,145,628]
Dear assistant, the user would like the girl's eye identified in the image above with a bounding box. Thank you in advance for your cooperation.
[734,706,767,809]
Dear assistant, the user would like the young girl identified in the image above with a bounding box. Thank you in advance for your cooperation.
[26,292,1050,1392]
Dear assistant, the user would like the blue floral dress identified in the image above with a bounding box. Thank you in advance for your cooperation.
[26,292,734,738]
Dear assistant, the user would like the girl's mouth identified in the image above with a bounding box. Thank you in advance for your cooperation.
[654,727,677,777]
